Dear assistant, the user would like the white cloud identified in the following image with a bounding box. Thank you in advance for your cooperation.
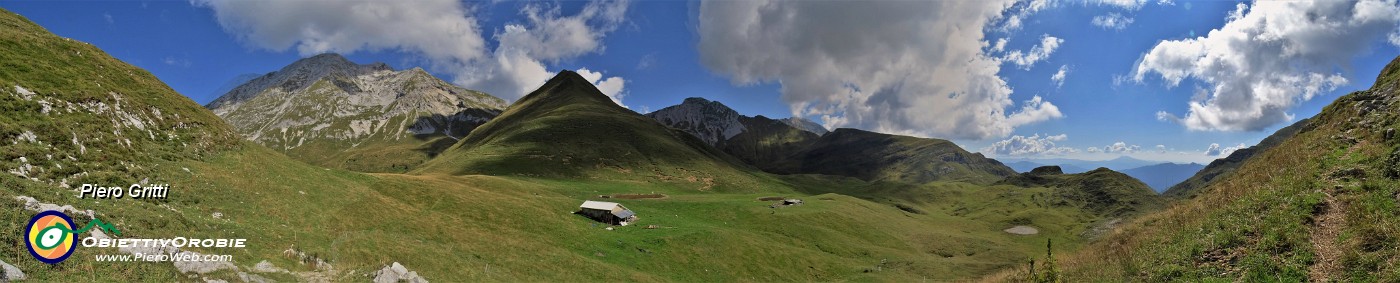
[1155,144,1167,153]
[1101,141,1141,154]
[162,56,191,67]
[1092,0,1148,10]
[1002,35,1064,70]
[1136,1,1400,132]
[1091,13,1134,30]
[1051,65,1069,88]
[194,0,631,103]
[697,0,1063,140]
[1006,95,1064,126]
[194,0,487,65]
[636,53,657,70]
[982,133,1078,156]
[1205,142,1247,156]
[457,0,630,101]
[1086,147,1103,153]
[577,68,627,107]
[992,38,1009,53]
[998,0,1055,31]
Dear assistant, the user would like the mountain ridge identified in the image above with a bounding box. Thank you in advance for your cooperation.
[648,98,1015,184]
[995,166,1163,217]
[205,53,506,172]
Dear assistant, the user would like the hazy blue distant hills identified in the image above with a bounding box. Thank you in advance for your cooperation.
[1000,156,1157,173]
[1004,160,1091,173]
[1120,162,1206,193]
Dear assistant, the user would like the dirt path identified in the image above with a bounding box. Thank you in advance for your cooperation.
[1308,189,1346,282]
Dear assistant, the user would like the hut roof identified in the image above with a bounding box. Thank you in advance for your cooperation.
[580,200,621,211]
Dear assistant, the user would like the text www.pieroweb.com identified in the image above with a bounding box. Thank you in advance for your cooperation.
[94,252,233,262]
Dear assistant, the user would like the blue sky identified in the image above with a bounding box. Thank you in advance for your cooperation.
[4,0,1399,164]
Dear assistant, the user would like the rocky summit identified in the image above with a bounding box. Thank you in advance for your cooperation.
[206,53,506,172]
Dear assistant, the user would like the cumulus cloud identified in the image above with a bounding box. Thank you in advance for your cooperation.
[697,0,1063,140]
[1086,147,1103,153]
[1155,144,1167,153]
[194,0,632,104]
[1003,35,1064,70]
[194,0,487,65]
[1051,65,1069,88]
[1101,141,1141,154]
[460,0,630,100]
[982,133,1078,156]
[1205,143,1247,156]
[1096,0,1148,10]
[1136,1,1400,131]
[997,0,1055,31]
[577,68,627,107]
[1091,13,1134,30]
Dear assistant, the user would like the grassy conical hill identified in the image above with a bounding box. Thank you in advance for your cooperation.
[414,70,769,191]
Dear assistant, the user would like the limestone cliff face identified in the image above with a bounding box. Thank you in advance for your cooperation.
[206,53,506,172]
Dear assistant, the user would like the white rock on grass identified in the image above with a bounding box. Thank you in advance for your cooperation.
[173,251,237,274]
[1,259,25,281]
[237,272,272,283]
[18,130,37,143]
[15,195,95,218]
[13,85,34,100]
[250,260,288,274]
[373,262,428,283]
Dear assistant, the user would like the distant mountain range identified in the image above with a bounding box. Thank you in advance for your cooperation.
[647,97,1016,184]
[1120,162,1205,193]
[1002,156,1208,193]
[1000,156,1158,172]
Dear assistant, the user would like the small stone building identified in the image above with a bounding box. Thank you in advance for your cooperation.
[576,200,638,226]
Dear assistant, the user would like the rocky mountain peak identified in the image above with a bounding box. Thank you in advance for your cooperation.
[206,53,395,110]
[204,54,506,172]
[645,97,746,146]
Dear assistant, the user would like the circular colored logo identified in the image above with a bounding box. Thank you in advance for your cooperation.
[25,210,77,264]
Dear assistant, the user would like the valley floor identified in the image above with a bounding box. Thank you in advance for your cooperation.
[2,144,1117,281]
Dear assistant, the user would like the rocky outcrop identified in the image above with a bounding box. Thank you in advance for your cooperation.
[206,53,506,172]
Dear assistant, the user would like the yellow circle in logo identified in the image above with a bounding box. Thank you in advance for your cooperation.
[26,211,76,264]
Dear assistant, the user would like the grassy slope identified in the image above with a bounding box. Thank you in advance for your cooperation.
[0,9,1158,281]
[773,128,1018,185]
[0,9,239,187]
[996,167,1164,218]
[4,143,1126,281]
[986,56,1400,282]
[719,115,820,171]
[413,71,771,192]
[1163,117,1310,198]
